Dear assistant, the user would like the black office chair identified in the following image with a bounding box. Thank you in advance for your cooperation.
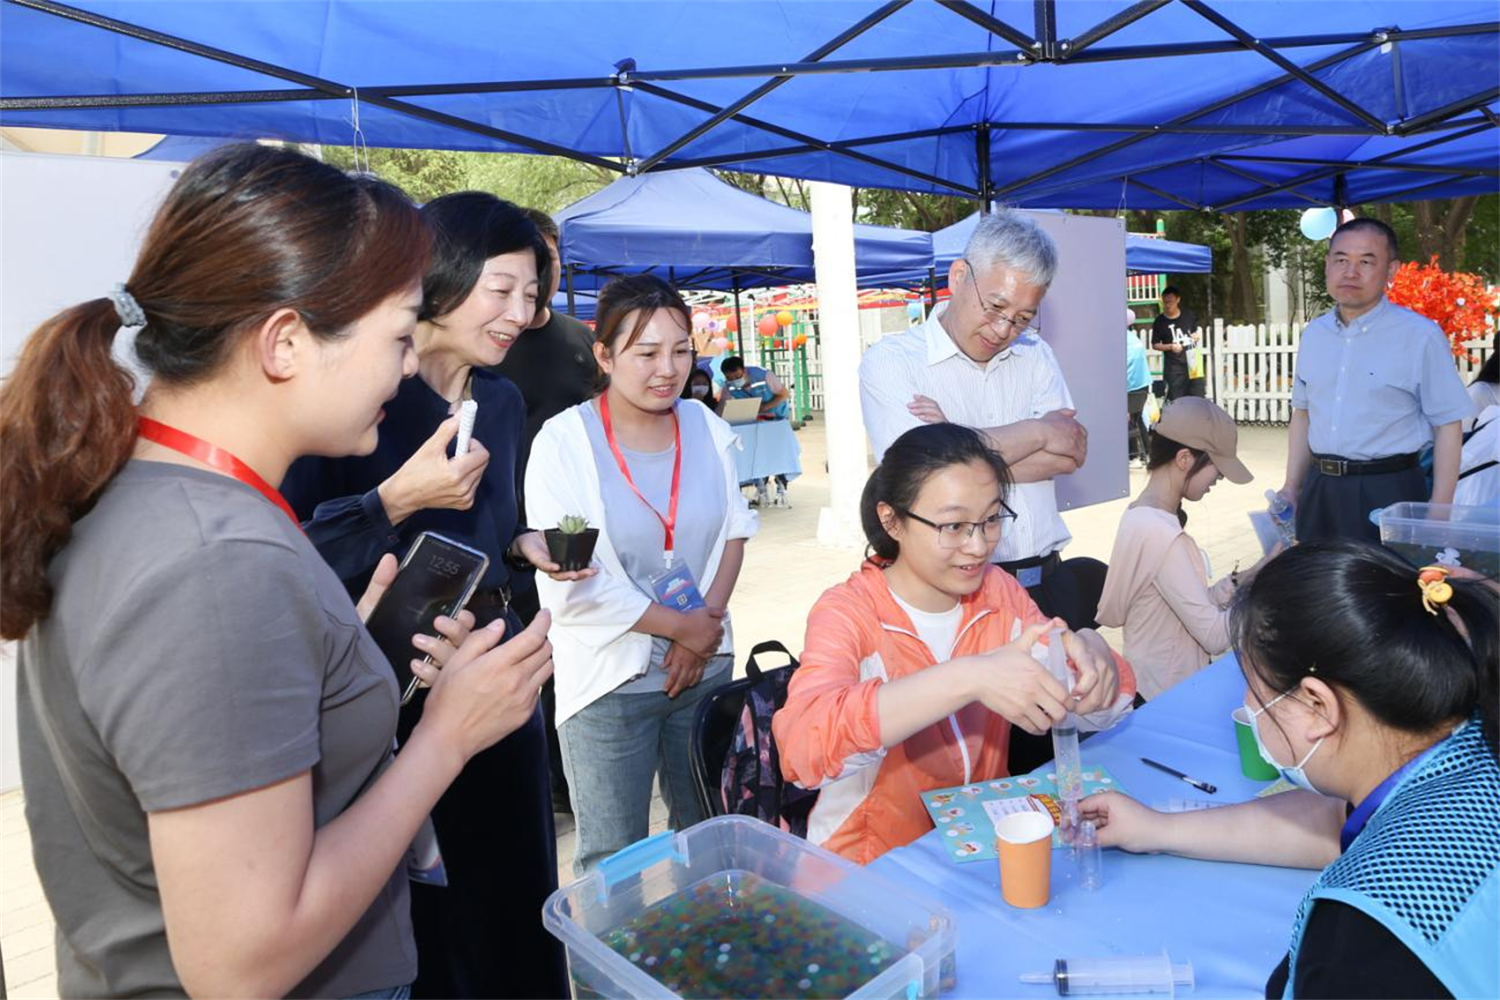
[687,673,761,819]
[687,640,801,822]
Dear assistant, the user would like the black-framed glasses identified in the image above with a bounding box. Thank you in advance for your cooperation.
[898,502,1018,549]
[961,257,1041,335]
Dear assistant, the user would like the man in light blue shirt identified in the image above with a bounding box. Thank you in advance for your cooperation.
[1277,219,1473,542]
[1126,308,1152,465]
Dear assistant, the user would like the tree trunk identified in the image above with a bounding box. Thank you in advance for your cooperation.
[1410,198,1478,270]
[1226,212,1259,321]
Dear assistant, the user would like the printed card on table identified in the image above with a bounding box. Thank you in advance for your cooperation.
[921,767,1124,864]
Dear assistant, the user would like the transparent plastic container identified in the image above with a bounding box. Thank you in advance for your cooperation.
[542,815,956,1000]
[1378,502,1500,579]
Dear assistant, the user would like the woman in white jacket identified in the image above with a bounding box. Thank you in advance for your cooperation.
[525,275,757,873]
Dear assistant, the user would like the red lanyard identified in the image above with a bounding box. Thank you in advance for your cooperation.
[137,417,303,530]
[598,392,681,567]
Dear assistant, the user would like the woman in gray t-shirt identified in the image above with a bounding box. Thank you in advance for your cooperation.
[0,145,553,999]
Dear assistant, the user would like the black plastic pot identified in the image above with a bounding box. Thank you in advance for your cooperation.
[544,528,599,572]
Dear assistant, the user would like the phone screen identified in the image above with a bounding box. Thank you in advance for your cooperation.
[364,532,489,699]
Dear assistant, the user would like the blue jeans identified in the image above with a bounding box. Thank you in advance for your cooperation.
[558,658,729,874]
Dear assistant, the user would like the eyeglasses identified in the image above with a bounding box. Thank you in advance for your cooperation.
[898,502,1018,549]
[961,258,1041,335]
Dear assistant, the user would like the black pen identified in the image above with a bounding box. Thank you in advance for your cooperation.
[1140,757,1217,794]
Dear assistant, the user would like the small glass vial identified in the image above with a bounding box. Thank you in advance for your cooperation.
[1077,819,1102,891]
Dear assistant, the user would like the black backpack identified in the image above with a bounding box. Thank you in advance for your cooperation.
[687,640,819,836]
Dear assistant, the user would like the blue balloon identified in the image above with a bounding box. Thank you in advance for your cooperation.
[906,301,924,321]
[1299,207,1338,241]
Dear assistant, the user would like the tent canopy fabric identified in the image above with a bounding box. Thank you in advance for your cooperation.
[1124,235,1212,275]
[556,167,932,291]
[3,2,1495,209]
[929,210,1212,274]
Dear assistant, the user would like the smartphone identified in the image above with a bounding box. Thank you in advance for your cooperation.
[364,532,489,705]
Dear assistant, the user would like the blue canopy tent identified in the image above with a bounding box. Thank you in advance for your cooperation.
[1125,235,1212,275]
[555,167,933,302]
[3,2,1495,210]
[924,212,1211,275]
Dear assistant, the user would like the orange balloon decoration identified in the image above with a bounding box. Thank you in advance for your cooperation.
[792,333,808,348]
[776,309,794,327]
[726,314,739,333]
[757,313,779,338]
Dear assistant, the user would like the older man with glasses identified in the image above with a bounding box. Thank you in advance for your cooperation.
[859,209,1096,615]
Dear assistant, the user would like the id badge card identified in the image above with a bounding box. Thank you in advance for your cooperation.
[650,560,705,612]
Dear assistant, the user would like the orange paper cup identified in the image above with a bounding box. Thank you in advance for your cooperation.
[996,811,1055,908]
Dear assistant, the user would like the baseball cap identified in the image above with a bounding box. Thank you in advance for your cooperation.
[1154,397,1252,484]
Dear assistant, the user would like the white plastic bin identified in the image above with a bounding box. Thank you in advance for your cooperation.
[1378,502,1499,579]
[542,815,956,999]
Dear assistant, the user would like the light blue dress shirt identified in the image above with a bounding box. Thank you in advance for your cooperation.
[1291,297,1474,459]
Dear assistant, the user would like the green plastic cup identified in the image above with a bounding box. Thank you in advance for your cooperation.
[1233,706,1280,781]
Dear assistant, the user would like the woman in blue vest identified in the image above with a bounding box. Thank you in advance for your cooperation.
[1083,540,1498,1000]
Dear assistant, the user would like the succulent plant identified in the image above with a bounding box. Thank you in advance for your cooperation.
[556,514,591,534]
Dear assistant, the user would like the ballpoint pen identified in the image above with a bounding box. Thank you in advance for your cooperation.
[1140,757,1218,794]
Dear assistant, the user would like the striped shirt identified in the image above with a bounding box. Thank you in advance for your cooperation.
[859,303,1073,562]
[1291,297,1473,459]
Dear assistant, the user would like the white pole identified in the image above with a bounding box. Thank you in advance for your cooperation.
[809,181,868,549]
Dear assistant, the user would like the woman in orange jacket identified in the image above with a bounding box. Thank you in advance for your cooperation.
[773,423,1137,864]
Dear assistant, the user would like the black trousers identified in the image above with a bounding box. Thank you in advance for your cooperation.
[1296,463,1426,545]
[1164,371,1206,401]
[1001,556,1109,776]
[399,607,568,999]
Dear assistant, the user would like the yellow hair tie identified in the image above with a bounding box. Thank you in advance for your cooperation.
[1417,566,1453,616]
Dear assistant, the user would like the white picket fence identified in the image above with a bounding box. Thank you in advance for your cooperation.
[1163,321,1493,426]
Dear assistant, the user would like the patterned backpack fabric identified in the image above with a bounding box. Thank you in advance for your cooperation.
[718,641,819,837]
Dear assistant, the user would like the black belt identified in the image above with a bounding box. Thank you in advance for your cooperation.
[995,551,1061,588]
[1312,452,1419,477]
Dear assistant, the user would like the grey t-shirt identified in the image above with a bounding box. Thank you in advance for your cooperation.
[17,461,416,998]
[581,402,731,692]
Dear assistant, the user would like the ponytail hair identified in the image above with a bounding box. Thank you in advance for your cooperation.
[1231,540,1500,756]
[0,143,429,640]
[860,423,1012,562]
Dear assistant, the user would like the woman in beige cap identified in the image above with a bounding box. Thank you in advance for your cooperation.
[1097,397,1281,701]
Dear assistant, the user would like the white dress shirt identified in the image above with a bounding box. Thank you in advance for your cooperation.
[859,303,1073,562]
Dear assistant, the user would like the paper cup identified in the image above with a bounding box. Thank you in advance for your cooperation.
[1232,706,1280,781]
[996,811,1054,908]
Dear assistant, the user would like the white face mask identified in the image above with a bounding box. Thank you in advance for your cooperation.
[727,376,747,388]
[1246,691,1326,793]
[690,384,710,398]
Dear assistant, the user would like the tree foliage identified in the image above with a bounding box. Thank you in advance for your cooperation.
[314,145,1496,325]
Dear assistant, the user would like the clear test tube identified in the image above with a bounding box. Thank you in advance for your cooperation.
[1076,820,1102,891]
[1021,952,1195,997]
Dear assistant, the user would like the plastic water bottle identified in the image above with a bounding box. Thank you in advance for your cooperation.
[1265,490,1296,546]
[1046,629,1083,843]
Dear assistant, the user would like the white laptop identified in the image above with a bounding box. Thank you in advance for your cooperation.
[718,396,763,426]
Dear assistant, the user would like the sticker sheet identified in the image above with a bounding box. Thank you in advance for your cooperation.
[921,767,1124,863]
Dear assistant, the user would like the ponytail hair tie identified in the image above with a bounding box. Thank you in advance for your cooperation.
[106,284,146,328]
[1417,566,1454,616]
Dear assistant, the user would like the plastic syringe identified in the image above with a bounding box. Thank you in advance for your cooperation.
[1021,952,1195,997]
[1046,628,1083,840]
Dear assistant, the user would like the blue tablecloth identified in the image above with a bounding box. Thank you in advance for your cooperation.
[868,655,1319,999]
[732,419,802,485]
